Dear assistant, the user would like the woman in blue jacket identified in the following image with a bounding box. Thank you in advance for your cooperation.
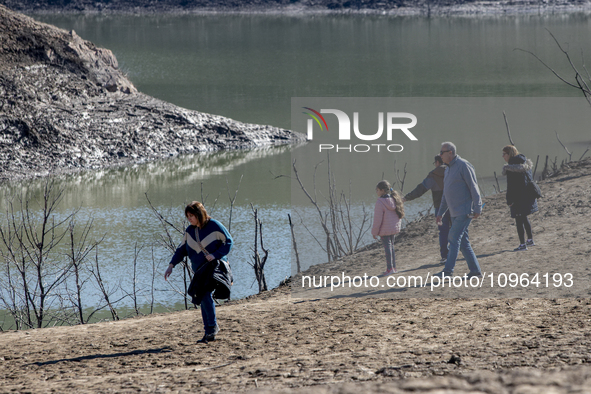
[164,201,233,342]
[502,145,538,251]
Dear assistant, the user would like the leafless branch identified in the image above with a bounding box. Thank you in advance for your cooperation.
[516,29,591,106]
[555,130,573,161]
[494,171,501,193]
[226,174,243,234]
[396,163,408,192]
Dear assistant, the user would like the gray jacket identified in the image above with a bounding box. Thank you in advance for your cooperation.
[437,155,482,218]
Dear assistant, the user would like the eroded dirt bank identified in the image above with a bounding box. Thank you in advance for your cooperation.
[0,5,304,182]
[0,158,590,393]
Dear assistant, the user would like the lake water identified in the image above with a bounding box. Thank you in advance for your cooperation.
[3,12,591,318]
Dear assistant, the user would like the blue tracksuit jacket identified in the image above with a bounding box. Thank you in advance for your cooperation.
[169,218,233,273]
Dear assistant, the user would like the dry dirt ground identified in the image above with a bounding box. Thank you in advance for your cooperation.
[1,158,591,393]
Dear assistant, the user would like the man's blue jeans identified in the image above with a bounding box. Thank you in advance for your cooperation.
[439,210,451,259]
[443,214,481,274]
[201,291,217,334]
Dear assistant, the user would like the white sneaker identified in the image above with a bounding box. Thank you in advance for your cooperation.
[382,268,396,276]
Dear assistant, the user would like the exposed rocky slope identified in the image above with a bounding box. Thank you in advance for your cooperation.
[0,5,304,181]
[2,0,591,14]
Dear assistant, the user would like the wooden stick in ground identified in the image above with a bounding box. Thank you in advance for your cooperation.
[542,155,549,180]
[552,156,559,172]
[494,171,501,193]
[288,214,301,274]
[503,111,515,146]
[533,155,540,180]
[579,147,590,161]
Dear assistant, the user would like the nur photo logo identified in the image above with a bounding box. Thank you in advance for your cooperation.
[302,107,419,153]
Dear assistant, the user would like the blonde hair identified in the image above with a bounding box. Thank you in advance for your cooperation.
[503,145,519,158]
[376,180,405,219]
[391,190,405,220]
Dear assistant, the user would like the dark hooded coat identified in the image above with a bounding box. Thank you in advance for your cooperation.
[502,154,538,218]
[404,164,446,210]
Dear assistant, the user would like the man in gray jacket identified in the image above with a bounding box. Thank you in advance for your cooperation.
[435,142,483,279]
[404,155,450,264]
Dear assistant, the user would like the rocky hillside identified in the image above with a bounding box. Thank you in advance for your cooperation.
[0,5,304,181]
[2,0,590,14]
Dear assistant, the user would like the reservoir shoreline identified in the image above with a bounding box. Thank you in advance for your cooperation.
[3,0,591,16]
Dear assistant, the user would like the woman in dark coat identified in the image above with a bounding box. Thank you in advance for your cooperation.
[502,145,538,251]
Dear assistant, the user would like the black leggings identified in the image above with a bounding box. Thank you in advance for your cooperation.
[515,215,533,244]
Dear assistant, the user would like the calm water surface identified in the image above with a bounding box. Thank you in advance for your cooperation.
[32,13,591,126]
[4,13,591,312]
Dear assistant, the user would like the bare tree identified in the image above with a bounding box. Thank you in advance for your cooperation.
[249,206,268,293]
[396,163,408,192]
[90,246,121,321]
[226,175,243,234]
[517,29,591,106]
[518,31,591,165]
[145,192,192,310]
[291,153,371,263]
[0,181,132,330]
[0,181,76,328]
[122,243,144,316]
[148,245,157,314]
[65,218,102,324]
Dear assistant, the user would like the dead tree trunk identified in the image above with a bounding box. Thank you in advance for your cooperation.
[250,206,268,293]
[288,214,301,274]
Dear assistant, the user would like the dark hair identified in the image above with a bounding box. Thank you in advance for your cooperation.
[503,145,519,158]
[185,201,211,228]
[376,180,405,219]
[434,155,443,165]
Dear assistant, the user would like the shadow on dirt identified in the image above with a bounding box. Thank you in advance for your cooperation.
[32,346,173,366]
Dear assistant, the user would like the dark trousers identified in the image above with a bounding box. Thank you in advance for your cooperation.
[515,215,533,244]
